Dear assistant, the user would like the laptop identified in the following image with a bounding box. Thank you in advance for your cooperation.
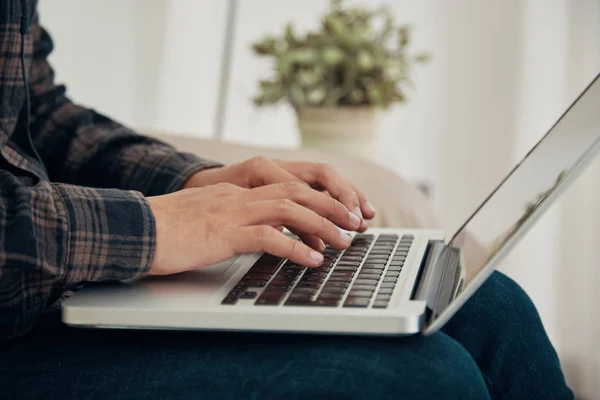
[62,72,600,336]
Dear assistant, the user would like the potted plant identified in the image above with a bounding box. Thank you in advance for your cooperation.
[251,0,428,160]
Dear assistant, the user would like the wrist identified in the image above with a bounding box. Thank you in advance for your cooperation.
[182,167,221,190]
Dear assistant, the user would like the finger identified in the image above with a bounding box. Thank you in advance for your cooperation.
[244,157,309,188]
[358,220,368,232]
[274,161,363,221]
[242,199,352,250]
[241,182,361,231]
[289,229,326,252]
[351,183,376,220]
[233,226,324,267]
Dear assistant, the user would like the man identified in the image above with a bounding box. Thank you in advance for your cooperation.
[0,1,574,399]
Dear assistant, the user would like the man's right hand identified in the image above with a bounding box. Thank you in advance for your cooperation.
[146,182,362,275]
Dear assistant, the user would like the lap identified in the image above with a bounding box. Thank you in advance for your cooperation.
[1,312,490,400]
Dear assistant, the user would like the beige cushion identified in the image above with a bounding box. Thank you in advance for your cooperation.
[146,132,440,229]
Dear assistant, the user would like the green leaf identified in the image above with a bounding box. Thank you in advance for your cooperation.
[297,69,322,86]
[398,26,410,47]
[321,45,345,66]
[277,54,293,75]
[357,49,374,72]
[323,86,345,106]
[306,86,327,105]
[348,88,365,104]
[284,23,296,45]
[290,48,318,65]
[289,84,306,106]
[252,36,278,55]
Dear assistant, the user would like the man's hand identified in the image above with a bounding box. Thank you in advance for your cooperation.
[183,157,376,231]
[147,182,361,275]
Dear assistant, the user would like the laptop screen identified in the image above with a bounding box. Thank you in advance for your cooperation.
[426,73,600,332]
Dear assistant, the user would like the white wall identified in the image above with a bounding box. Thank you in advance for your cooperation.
[37,0,600,396]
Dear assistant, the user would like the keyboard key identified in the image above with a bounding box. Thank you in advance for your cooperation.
[360,268,385,274]
[301,276,325,283]
[239,291,258,299]
[256,294,284,305]
[313,299,340,307]
[337,261,361,267]
[380,282,396,288]
[348,290,374,297]
[318,292,343,300]
[323,281,349,289]
[251,253,283,273]
[375,294,392,301]
[344,297,371,307]
[357,274,381,280]
[362,263,386,269]
[387,265,402,271]
[377,288,394,295]
[320,287,346,294]
[383,277,398,283]
[285,299,314,306]
[385,271,401,277]
[221,296,238,305]
[367,254,389,259]
[267,284,293,291]
[329,272,354,280]
[340,256,363,262]
[353,279,379,286]
[335,266,359,272]
[351,285,377,292]
[296,281,321,289]
[287,293,313,301]
[242,274,272,281]
[343,251,366,257]
[372,301,389,308]
[292,287,319,295]
[244,280,268,288]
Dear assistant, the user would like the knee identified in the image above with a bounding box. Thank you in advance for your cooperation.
[472,271,542,326]
[398,333,491,400]
[283,334,491,400]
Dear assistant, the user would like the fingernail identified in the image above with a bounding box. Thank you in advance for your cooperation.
[348,211,361,227]
[309,250,324,264]
[340,229,352,245]
[353,207,363,220]
[365,202,376,214]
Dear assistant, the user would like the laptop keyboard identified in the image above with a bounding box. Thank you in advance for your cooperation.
[221,234,414,309]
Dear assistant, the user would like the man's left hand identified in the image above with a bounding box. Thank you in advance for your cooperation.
[183,157,375,233]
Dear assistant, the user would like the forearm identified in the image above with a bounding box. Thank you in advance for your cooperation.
[0,172,155,341]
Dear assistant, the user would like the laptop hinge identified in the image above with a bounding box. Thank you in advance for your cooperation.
[412,241,465,321]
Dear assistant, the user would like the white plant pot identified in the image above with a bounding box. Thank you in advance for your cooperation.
[296,107,381,161]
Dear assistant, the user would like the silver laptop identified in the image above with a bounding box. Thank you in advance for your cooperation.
[62,72,600,336]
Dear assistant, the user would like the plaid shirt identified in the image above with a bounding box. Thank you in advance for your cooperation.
[0,0,221,340]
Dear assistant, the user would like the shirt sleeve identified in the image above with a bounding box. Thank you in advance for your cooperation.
[27,14,222,195]
[0,171,156,341]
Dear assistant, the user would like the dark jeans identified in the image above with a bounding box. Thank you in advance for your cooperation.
[0,272,573,400]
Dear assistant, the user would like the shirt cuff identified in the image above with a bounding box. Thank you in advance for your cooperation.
[131,150,223,197]
[53,184,156,286]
